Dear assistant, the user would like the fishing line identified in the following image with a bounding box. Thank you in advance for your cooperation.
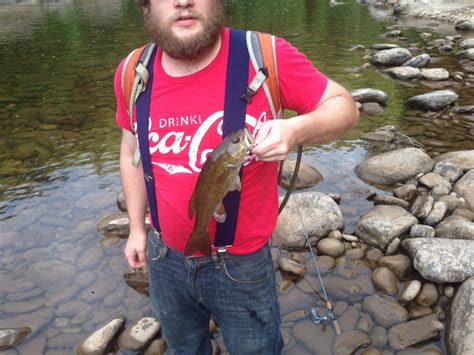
[292,193,341,335]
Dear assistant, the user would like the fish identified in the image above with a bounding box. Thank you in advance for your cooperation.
[185,127,256,256]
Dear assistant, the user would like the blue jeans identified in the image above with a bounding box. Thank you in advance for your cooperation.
[147,229,283,355]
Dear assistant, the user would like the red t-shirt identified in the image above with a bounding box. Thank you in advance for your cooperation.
[115,28,328,255]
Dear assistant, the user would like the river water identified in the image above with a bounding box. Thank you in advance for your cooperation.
[0,0,473,354]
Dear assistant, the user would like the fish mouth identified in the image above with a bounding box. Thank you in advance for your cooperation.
[243,128,256,150]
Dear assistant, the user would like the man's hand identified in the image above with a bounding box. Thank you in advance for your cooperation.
[124,231,148,268]
[251,119,294,162]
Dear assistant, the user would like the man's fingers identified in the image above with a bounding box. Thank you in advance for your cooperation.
[137,250,147,266]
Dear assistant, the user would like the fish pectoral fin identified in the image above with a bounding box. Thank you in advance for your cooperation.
[188,190,196,219]
[225,162,239,168]
[231,176,242,192]
[213,202,226,223]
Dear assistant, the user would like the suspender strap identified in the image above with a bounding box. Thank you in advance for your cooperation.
[214,29,249,248]
[135,46,161,231]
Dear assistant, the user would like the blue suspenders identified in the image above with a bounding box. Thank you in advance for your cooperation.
[135,29,249,248]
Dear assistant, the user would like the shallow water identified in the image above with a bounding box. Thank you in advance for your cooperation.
[0,0,473,353]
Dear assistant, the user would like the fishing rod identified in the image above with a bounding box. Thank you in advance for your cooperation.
[292,193,341,335]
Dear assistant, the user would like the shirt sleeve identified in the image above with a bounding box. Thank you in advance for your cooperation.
[114,58,133,131]
[275,36,328,114]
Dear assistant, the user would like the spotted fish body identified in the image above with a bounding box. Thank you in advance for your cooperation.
[185,128,256,256]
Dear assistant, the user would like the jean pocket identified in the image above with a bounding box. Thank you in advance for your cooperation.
[220,245,272,285]
[147,230,167,262]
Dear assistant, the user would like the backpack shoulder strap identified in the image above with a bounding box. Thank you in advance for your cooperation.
[121,43,156,135]
[246,31,282,119]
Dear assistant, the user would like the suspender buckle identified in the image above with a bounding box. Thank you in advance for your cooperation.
[241,88,256,104]
[144,174,153,182]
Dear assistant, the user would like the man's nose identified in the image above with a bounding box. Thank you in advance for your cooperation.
[174,0,194,8]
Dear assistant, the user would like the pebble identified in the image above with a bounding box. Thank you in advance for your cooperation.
[416,283,439,307]
[279,257,305,278]
[444,286,454,298]
[316,238,345,258]
[385,238,400,256]
[370,326,388,348]
[399,280,422,304]
[408,303,433,319]
[371,267,399,295]
[328,230,343,240]
[366,248,384,263]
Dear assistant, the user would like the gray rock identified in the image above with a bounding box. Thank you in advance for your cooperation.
[356,317,374,333]
[360,348,382,355]
[410,224,435,238]
[324,274,374,302]
[416,283,438,307]
[306,255,335,274]
[447,277,474,355]
[117,190,127,212]
[378,254,413,278]
[396,345,442,354]
[408,304,433,319]
[96,212,131,238]
[293,320,336,355]
[387,314,443,350]
[356,205,417,251]
[338,306,360,331]
[398,280,422,304]
[333,330,372,355]
[433,150,474,171]
[393,184,418,202]
[402,54,430,69]
[407,90,458,111]
[279,159,323,190]
[424,201,448,226]
[361,130,394,142]
[455,20,474,31]
[450,105,474,114]
[402,238,474,283]
[372,43,400,50]
[371,267,399,295]
[371,48,412,66]
[453,169,474,211]
[420,68,449,81]
[273,192,343,249]
[439,194,465,212]
[385,237,401,256]
[25,261,75,293]
[370,326,387,348]
[435,216,474,240]
[410,195,434,220]
[458,48,474,61]
[76,316,124,355]
[77,247,104,272]
[316,238,345,258]
[351,88,388,105]
[433,162,463,183]
[363,295,409,328]
[384,67,420,80]
[117,317,160,351]
[460,38,474,50]
[373,194,409,209]
[144,339,167,355]
[419,172,451,190]
[361,102,385,115]
[0,308,54,337]
[278,257,305,278]
[355,148,433,185]
[0,328,31,350]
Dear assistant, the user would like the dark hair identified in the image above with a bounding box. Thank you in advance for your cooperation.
[138,0,149,7]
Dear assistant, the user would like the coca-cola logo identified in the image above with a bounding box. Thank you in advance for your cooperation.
[142,110,268,175]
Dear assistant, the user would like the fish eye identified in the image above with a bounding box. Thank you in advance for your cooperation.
[232,136,240,144]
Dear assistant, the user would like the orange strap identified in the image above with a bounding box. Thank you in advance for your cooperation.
[122,45,149,114]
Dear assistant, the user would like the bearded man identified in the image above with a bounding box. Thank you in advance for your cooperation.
[114,0,359,353]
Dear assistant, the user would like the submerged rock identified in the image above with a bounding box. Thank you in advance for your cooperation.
[355,148,433,185]
[333,330,372,355]
[0,327,31,350]
[363,295,409,328]
[402,238,474,283]
[387,314,443,350]
[407,90,458,111]
[279,159,323,190]
[447,277,474,355]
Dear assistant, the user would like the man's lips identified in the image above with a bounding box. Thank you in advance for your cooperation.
[175,15,199,27]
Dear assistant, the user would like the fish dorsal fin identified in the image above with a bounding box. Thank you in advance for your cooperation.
[188,190,196,219]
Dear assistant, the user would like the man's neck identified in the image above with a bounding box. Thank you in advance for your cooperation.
[161,34,222,77]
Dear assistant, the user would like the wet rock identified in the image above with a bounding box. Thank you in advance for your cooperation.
[0,308,54,337]
[363,295,409,328]
[0,299,45,314]
[361,349,382,355]
[460,38,474,50]
[433,161,463,184]
[273,192,343,249]
[410,195,434,220]
[279,159,323,190]
[355,148,433,186]
[305,255,335,275]
[402,238,474,283]
[361,130,394,142]
[280,286,317,316]
[416,283,438,307]
[117,191,127,212]
[450,105,474,114]
[371,48,412,66]
[351,88,388,105]
[96,212,131,238]
[293,320,335,355]
[444,286,455,298]
[397,344,442,354]
[339,306,360,331]
[361,102,385,115]
[77,247,104,272]
[25,260,75,293]
[356,205,417,251]
[424,201,448,226]
[372,194,409,209]
[384,67,420,80]
[458,48,474,61]
[333,301,349,317]
[144,338,167,355]
[439,194,464,212]
[76,316,124,355]
[117,317,160,351]
[124,268,149,296]
[279,257,305,278]
[333,330,372,355]
[455,20,474,31]
[282,309,309,323]
[435,216,474,240]
[372,43,400,50]
[0,328,31,350]
[366,248,384,263]
[385,238,400,256]
[399,280,422,304]
[419,172,451,190]
[378,255,413,278]
[356,317,374,333]
[387,314,443,350]
[420,68,449,81]
[393,184,418,202]
[372,267,399,295]
[80,278,117,303]
[407,90,458,111]
[447,277,474,355]
[370,326,387,348]
[402,54,430,69]
[345,248,365,260]
[432,150,474,171]
[453,169,474,211]
[410,224,435,238]
[324,274,374,302]
[408,303,432,319]
[316,238,345,258]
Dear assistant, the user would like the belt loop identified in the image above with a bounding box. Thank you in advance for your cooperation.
[212,246,227,269]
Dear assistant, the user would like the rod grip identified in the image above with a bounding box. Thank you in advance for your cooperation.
[332,319,342,335]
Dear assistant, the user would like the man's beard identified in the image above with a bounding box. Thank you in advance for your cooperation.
[144,2,225,60]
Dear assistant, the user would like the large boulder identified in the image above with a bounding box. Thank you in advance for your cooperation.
[273,192,343,249]
[356,205,418,250]
[453,169,474,211]
[407,90,458,111]
[435,216,474,240]
[371,48,412,66]
[355,148,433,186]
[447,278,474,355]
[402,238,474,283]
[432,150,474,171]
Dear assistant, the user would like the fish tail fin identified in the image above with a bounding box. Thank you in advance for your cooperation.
[185,231,212,256]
